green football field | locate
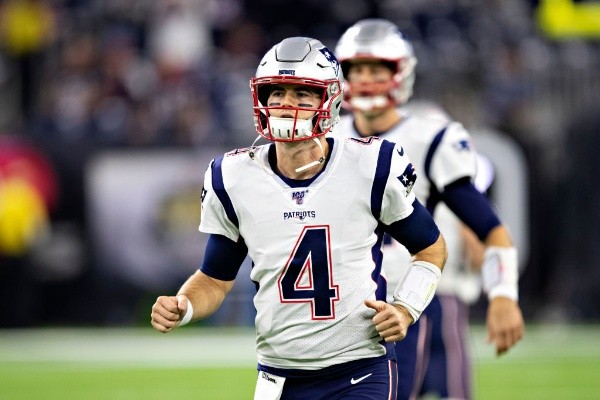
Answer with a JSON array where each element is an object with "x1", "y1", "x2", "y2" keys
[{"x1": 1, "y1": 324, "x2": 599, "y2": 399}]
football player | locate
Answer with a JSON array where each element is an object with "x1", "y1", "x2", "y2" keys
[
  {"x1": 330, "y1": 19, "x2": 525, "y2": 400},
  {"x1": 151, "y1": 36, "x2": 447, "y2": 399}
]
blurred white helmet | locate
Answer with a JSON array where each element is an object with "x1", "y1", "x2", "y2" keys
[
  {"x1": 250, "y1": 37, "x2": 344, "y2": 142},
  {"x1": 335, "y1": 19, "x2": 417, "y2": 111}
]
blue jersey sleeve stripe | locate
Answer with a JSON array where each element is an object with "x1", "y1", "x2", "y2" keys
[
  {"x1": 423, "y1": 126, "x2": 448, "y2": 182},
  {"x1": 211, "y1": 156, "x2": 239, "y2": 228},
  {"x1": 371, "y1": 140, "x2": 395, "y2": 220}
]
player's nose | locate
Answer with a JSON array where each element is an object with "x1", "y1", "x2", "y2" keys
[{"x1": 279, "y1": 90, "x2": 297, "y2": 107}]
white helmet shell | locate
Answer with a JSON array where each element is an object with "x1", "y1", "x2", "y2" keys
[{"x1": 250, "y1": 37, "x2": 344, "y2": 142}]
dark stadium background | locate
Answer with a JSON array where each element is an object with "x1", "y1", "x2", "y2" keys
[{"x1": 1, "y1": 0, "x2": 599, "y2": 329}]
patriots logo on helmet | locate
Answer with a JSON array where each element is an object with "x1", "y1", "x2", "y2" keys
[
  {"x1": 318, "y1": 48, "x2": 340, "y2": 76},
  {"x1": 398, "y1": 163, "x2": 417, "y2": 196}
]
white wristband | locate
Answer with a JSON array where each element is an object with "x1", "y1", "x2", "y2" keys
[
  {"x1": 392, "y1": 260, "x2": 441, "y2": 323},
  {"x1": 179, "y1": 298, "x2": 194, "y2": 327},
  {"x1": 481, "y1": 246, "x2": 519, "y2": 301}
]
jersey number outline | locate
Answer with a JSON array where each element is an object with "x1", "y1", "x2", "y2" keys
[{"x1": 278, "y1": 225, "x2": 340, "y2": 320}]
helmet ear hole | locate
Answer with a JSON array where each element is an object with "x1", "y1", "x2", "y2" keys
[{"x1": 318, "y1": 117, "x2": 331, "y2": 132}]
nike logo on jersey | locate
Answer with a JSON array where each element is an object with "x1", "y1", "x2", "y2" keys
[
  {"x1": 453, "y1": 139, "x2": 471, "y2": 151},
  {"x1": 397, "y1": 147, "x2": 404, "y2": 156},
  {"x1": 351, "y1": 373, "x2": 372, "y2": 384}
]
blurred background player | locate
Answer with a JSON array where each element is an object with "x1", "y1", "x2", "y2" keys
[
  {"x1": 331, "y1": 19, "x2": 525, "y2": 400},
  {"x1": 151, "y1": 36, "x2": 447, "y2": 399}
]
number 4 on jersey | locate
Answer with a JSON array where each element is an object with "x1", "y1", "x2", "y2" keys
[{"x1": 278, "y1": 226, "x2": 340, "y2": 320}]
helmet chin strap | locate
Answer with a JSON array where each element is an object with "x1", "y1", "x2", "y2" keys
[
  {"x1": 295, "y1": 137, "x2": 326, "y2": 173},
  {"x1": 248, "y1": 135, "x2": 262, "y2": 160},
  {"x1": 248, "y1": 135, "x2": 275, "y2": 176}
]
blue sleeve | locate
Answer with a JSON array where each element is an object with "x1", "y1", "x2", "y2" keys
[
  {"x1": 441, "y1": 177, "x2": 501, "y2": 241},
  {"x1": 384, "y1": 199, "x2": 440, "y2": 255},
  {"x1": 200, "y1": 234, "x2": 248, "y2": 281}
]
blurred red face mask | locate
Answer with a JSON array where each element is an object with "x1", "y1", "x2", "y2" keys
[{"x1": 342, "y1": 59, "x2": 411, "y2": 112}]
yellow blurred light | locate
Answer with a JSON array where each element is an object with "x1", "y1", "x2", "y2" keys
[
  {"x1": 537, "y1": 0, "x2": 600, "y2": 39},
  {"x1": 0, "y1": 178, "x2": 49, "y2": 256}
]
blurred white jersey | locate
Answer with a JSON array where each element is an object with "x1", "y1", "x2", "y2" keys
[
  {"x1": 200, "y1": 137, "x2": 417, "y2": 370},
  {"x1": 330, "y1": 109, "x2": 482, "y2": 304}
]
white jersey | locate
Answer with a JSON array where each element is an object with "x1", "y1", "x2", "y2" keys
[
  {"x1": 199, "y1": 137, "x2": 416, "y2": 370},
  {"x1": 330, "y1": 111, "x2": 481, "y2": 303}
]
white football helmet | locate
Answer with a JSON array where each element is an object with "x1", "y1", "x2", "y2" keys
[
  {"x1": 250, "y1": 37, "x2": 344, "y2": 142},
  {"x1": 335, "y1": 19, "x2": 417, "y2": 111}
]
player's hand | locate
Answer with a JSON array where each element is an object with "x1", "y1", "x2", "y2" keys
[
  {"x1": 365, "y1": 299, "x2": 412, "y2": 342},
  {"x1": 151, "y1": 295, "x2": 189, "y2": 333},
  {"x1": 486, "y1": 297, "x2": 525, "y2": 356}
]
